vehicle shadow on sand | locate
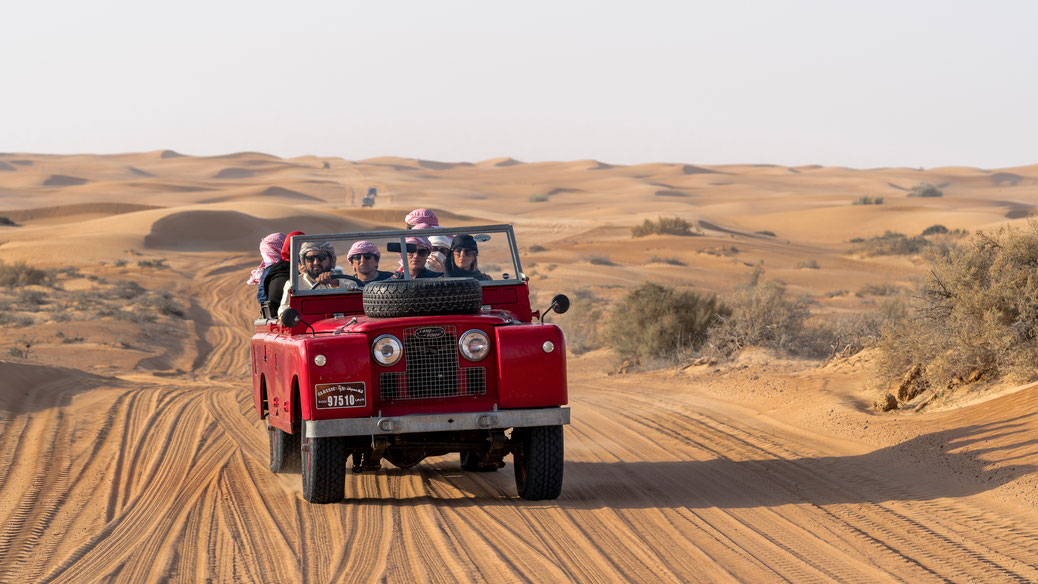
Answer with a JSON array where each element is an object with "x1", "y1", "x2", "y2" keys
[{"x1": 353, "y1": 415, "x2": 1038, "y2": 510}]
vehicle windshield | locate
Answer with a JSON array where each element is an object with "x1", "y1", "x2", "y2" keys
[{"x1": 289, "y1": 224, "x2": 523, "y2": 296}]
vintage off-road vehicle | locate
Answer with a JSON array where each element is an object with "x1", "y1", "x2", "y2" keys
[{"x1": 251, "y1": 225, "x2": 571, "y2": 503}]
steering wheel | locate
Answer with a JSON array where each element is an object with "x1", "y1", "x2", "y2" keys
[{"x1": 310, "y1": 274, "x2": 358, "y2": 290}]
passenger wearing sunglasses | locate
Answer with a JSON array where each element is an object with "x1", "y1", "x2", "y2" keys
[
  {"x1": 444, "y1": 234, "x2": 492, "y2": 281},
  {"x1": 346, "y1": 240, "x2": 393, "y2": 287},
  {"x1": 393, "y1": 236, "x2": 444, "y2": 280},
  {"x1": 277, "y1": 241, "x2": 350, "y2": 317},
  {"x1": 426, "y1": 234, "x2": 453, "y2": 272}
]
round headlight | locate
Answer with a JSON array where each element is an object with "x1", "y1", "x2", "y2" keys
[
  {"x1": 372, "y1": 334, "x2": 403, "y2": 366},
  {"x1": 459, "y1": 329, "x2": 490, "y2": 361},
  {"x1": 314, "y1": 354, "x2": 327, "y2": 366}
]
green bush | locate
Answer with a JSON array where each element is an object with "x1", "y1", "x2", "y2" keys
[
  {"x1": 0, "y1": 216, "x2": 15, "y2": 226},
  {"x1": 848, "y1": 231, "x2": 928, "y2": 256},
  {"x1": 632, "y1": 216, "x2": 697, "y2": 237},
  {"x1": 878, "y1": 225, "x2": 1038, "y2": 395},
  {"x1": 604, "y1": 282, "x2": 728, "y2": 367},
  {"x1": 648, "y1": 256, "x2": 686, "y2": 266},
  {"x1": 583, "y1": 254, "x2": 615, "y2": 266},
  {"x1": 858, "y1": 283, "x2": 903, "y2": 296},
  {"x1": 852, "y1": 195, "x2": 884, "y2": 205},
  {"x1": 922, "y1": 224, "x2": 949, "y2": 236},
  {"x1": 0, "y1": 261, "x2": 49, "y2": 287},
  {"x1": 794, "y1": 259, "x2": 819, "y2": 269},
  {"x1": 755, "y1": 230, "x2": 776, "y2": 237},
  {"x1": 528, "y1": 194, "x2": 548, "y2": 203},
  {"x1": 908, "y1": 183, "x2": 943, "y2": 198},
  {"x1": 707, "y1": 267, "x2": 811, "y2": 357}
]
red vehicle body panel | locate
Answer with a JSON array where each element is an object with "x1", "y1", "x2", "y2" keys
[{"x1": 251, "y1": 281, "x2": 563, "y2": 434}]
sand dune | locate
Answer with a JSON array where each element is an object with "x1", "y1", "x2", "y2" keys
[{"x1": 1, "y1": 150, "x2": 1037, "y2": 581}]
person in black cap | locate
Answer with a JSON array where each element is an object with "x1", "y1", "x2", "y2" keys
[{"x1": 445, "y1": 234, "x2": 492, "y2": 281}]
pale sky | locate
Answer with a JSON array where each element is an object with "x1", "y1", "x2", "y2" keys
[{"x1": 2, "y1": 1, "x2": 1036, "y2": 169}]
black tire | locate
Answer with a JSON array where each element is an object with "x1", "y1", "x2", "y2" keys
[
  {"x1": 460, "y1": 451, "x2": 499, "y2": 472},
  {"x1": 363, "y1": 278, "x2": 482, "y2": 318},
  {"x1": 300, "y1": 423, "x2": 348, "y2": 504},
  {"x1": 268, "y1": 426, "x2": 300, "y2": 473},
  {"x1": 513, "y1": 425, "x2": 564, "y2": 500}
]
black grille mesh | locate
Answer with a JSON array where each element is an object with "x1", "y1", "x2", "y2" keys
[{"x1": 378, "y1": 325, "x2": 487, "y2": 400}]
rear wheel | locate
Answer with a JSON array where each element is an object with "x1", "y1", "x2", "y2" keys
[
  {"x1": 268, "y1": 426, "x2": 301, "y2": 473},
  {"x1": 300, "y1": 422, "x2": 347, "y2": 504},
  {"x1": 513, "y1": 425, "x2": 564, "y2": 500}
]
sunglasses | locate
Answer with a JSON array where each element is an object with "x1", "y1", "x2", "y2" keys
[
  {"x1": 350, "y1": 253, "x2": 377, "y2": 261},
  {"x1": 303, "y1": 253, "x2": 330, "y2": 263},
  {"x1": 409, "y1": 249, "x2": 431, "y2": 257},
  {"x1": 432, "y1": 246, "x2": 450, "y2": 255},
  {"x1": 453, "y1": 248, "x2": 477, "y2": 257}
]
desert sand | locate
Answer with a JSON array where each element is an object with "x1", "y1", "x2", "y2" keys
[{"x1": 1, "y1": 150, "x2": 1037, "y2": 582}]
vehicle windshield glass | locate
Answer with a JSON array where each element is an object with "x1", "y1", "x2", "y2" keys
[{"x1": 289, "y1": 225, "x2": 522, "y2": 296}]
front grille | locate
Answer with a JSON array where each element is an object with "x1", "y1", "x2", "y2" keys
[{"x1": 378, "y1": 325, "x2": 487, "y2": 400}]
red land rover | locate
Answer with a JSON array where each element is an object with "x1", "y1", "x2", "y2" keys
[{"x1": 251, "y1": 224, "x2": 571, "y2": 503}]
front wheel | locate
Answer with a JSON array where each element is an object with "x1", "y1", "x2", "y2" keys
[
  {"x1": 512, "y1": 425, "x2": 564, "y2": 500},
  {"x1": 300, "y1": 423, "x2": 347, "y2": 504},
  {"x1": 268, "y1": 426, "x2": 300, "y2": 473}
]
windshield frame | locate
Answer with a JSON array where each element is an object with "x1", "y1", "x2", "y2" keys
[{"x1": 289, "y1": 224, "x2": 524, "y2": 297}]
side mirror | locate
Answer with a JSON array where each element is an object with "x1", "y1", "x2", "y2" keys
[
  {"x1": 540, "y1": 293, "x2": 570, "y2": 322},
  {"x1": 550, "y1": 294, "x2": 570, "y2": 315},
  {"x1": 280, "y1": 308, "x2": 302, "y2": 327}
]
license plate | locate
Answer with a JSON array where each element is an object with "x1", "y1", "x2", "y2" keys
[{"x1": 314, "y1": 382, "x2": 366, "y2": 409}]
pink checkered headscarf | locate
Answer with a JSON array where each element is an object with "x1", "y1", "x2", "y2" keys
[
  {"x1": 405, "y1": 236, "x2": 431, "y2": 251},
  {"x1": 247, "y1": 232, "x2": 286, "y2": 284},
  {"x1": 405, "y1": 209, "x2": 439, "y2": 228},
  {"x1": 347, "y1": 240, "x2": 380, "y2": 260}
]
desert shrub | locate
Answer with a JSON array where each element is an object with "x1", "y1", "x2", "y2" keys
[
  {"x1": 908, "y1": 183, "x2": 943, "y2": 198},
  {"x1": 137, "y1": 291, "x2": 185, "y2": 318},
  {"x1": 852, "y1": 195, "x2": 884, "y2": 205},
  {"x1": 0, "y1": 216, "x2": 15, "y2": 226},
  {"x1": 0, "y1": 261, "x2": 49, "y2": 287},
  {"x1": 648, "y1": 256, "x2": 685, "y2": 266},
  {"x1": 604, "y1": 282, "x2": 729, "y2": 367},
  {"x1": 825, "y1": 289, "x2": 849, "y2": 297},
  {"x1": 114, "y1": 308, "x2": 157, "y2": 324},
  {"x1": 529, "y1": 245, "x2": 547, "y2": 253},
  {"x1": 528, "y1": 194, "x2": 548, "y2": 203},
  {"x1": 583, "y1": 254, "x2": 615, "y2": 266},
  {"x1": 755, "y1": 230, "x2": 776, "y2": 237},
  {"x1": 113, "y1": 259, "x2": 127, "y2": 267},
  {"x1": 137, "y1": 258, "x2": 168, "y2": 269},
  {"x1": 806, "y1": 301, "x2": 905, "y2": 359},
  {"x1": 707, "y1": 267, "x2": 811, "y2": 357},
  {"x1": 16, "y1": 289, "x2": 46, "y2": 307},
  {"x1": 551, "y1": 288, "x2": 609, "y2": 355},
  {"x1": 111, "y1": 279, "x2": 145, "y2": 300},
  {"x1": 794, "y1": 259, "x2": 819, "y2": 269},
  {"x1": 858, "y1": 283, "x2": 904, "y2": 296},
  {"x1": 922, "y1": 224, "x2": 948, "y2": 236},
  {"x1": 632, "y1": 216, "x2": 697, "y2": 237},
  {"x1": 877, "y1": 224, "x2": 1038, "y2": 393},
  {"x1": 700, "y1": 245, "x2": 739, "y2": 257},
  {"x1": 848, "y1": 231, "x2": 928, "y2": 256}
]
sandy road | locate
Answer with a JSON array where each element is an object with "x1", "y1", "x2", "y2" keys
[{"x1": 1, "y1": 262, "x2": 1037, "y2": 582}]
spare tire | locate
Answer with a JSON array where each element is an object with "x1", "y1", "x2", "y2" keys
[{"x1": 363, "y1": 278, "x2": 482, "y2": 318}]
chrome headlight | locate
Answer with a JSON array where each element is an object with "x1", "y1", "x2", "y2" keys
[
  {"x1": 459, "y1": 329, "x2": 490, "y2": 361},
  {"x1": 372, "y1": 334, "x2": 403, "y2": 366}
]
